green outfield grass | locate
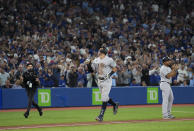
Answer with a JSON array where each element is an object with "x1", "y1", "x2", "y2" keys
[
  {"x1": 11, "y1": 121, "x2": 194, "y2": 131},
  {"x1": 0, "y1": 105, "x2": 194, "y2": 130}
]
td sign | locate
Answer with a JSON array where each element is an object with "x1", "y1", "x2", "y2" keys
[
  {"x1": 147, "y1": 87, "x2": 158, "y2": 104},
  {"x1": 92, "y1": 88, "x2": 102, "y2": 105},
  {"x1": 38, "y1": 89, "x2": 51, "y2": 106}
]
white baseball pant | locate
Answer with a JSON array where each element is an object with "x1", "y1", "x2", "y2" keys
[
  {"x1": 160, "y1": 82, "x2": 174, "y2": 117},
  {"x1": 98, "y1": 78, "x2": 112, "y2": 102}
]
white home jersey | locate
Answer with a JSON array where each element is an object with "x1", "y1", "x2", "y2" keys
[
  {"x1": 160, "y1": 65, "x2": 172, "y2": 83},
  {"x1": 92, "y1": 56, "x2": 116, "y2": 78}
]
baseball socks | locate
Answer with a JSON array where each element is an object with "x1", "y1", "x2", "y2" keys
[
  {"x1": 100, "y1": 102, "x2": 107, "y2": 116},
  {"x1": 96, "y1": 102, "x2": 107, "y2": 121},
  {"x1": 108, "y1": 98, "x2": 119, "y2": 115},
  {"x1": 108, "y1": 98, "x2": 116, "y2": 106}
]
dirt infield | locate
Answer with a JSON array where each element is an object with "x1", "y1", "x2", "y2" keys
[
  {"x1": 1, "y1": 104, "x2": 194, "y2": 112},
  {"x1": 0, "y1": 118, "x2": 194, "y2": 130}
]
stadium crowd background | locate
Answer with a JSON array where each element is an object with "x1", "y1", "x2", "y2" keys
[{"x1": 0, "y1": 0, "x2": 194, "y2": 88}]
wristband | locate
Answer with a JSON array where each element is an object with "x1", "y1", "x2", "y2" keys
[{"x1": 109, "y1": 71, "x2": 115, "y2": 77}]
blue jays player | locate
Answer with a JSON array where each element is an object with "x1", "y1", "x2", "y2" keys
[
  {"x1": 85, "y1": 47, "x2": 119, "y2": 122},
  {"x1": 160, "y1": 57, "x2": 179, "y2": 119}
]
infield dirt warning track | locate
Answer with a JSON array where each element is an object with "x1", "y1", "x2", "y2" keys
[{"x1": 0, "y1": 118, "x2": 194, "y2": 130}]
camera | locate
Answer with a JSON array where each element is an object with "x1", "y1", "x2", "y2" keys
[{"x1": 25, "y1": 69, "x2": 37, "y2": 83}]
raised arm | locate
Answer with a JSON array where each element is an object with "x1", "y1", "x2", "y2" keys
[
  {"x1": 166, "y1": 64, "x2": 179, "y2": 79},
  {"x1": 84, "y1": 58, "x2": 97, "y2": 73}
]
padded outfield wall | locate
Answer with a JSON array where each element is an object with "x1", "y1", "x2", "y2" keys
[{"x1": 0, "y1": 86, "x2": 194, "y2": 109}]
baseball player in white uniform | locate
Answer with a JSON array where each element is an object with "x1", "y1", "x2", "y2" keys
[
  {"x1": 85, "y1": 47, "x2": 119, "y2": 122},
  {"x1": 160, "y1": 57, "x2": 179, "y2": 119}
]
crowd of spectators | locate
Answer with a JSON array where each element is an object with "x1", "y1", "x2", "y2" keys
[{"x1": 0, "y1": 0, "x2": 194, "y2": 88}]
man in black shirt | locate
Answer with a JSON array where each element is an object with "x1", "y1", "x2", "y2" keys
[
  {"x1": 21, "y1": 63, "x2": 43, "y2": 118},
  {"x1": 67, "y1": 65, "x2": 78, "y2": 87},
  {"x1": 141, "y1": 64, "x2": 150, "y2": 86}
]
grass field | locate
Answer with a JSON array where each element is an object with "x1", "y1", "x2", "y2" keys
[{"x1": 0, "y1": 105, "x2": 194, "y2": 131}]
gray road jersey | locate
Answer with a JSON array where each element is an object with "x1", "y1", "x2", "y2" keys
[
  {"x1": 160, "y1": 65, "x2": 172, "y2": 83},
  {"x1": 92, "y1": 56, "x2": 116, "y2": 77}
]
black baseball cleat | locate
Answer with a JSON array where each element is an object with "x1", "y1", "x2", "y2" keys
[
  {"x1": 39, "y1": 108, "x2": 43, "y2": 116},
  {"x1": 24, "y1": 112, "x2": 29, "y2": 118},
  {"x1": 96, "y1": 115, "x2": 103, "y2": 122},
  {"x1": 113, "y1": 102, "x2": 119, "y2": 115}
]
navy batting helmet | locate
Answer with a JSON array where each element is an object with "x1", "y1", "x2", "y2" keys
[
  {"x1": 99, "y1": 47, "x2": 108, "y2": 55},
  {"x1": 162, "y1": 57, "x2": 171, "y2": 63}
]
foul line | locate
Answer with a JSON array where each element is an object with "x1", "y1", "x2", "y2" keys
[{"x1": 0, "y1": 118, "x2": 194, "y2": 130}]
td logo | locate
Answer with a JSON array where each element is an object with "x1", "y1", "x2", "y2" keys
[
  {"x1": 38, "y1": 89, "x2": 51, "y2": 106},
  {"x1": 92, "y1": 88, "x2": 102, "y2": 105},
  {"x1": 147, "y1": 87, "x2": 158, "y2": 104}
]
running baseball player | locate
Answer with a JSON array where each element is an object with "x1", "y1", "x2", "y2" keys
[
  {"x1": 85, "y1": 47, "x2": 119, "y2": 122},
  {"x1": 160, "y1": 57, "x2": 179, "y2": 119}
]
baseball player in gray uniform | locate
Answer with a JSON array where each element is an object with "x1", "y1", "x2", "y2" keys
[
  {"x1": 160, "y1": 57, "x2": 179, "y2": 119},
  {"x1": 85, "y1": 47, "x2": 119, "y2": 122}
]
